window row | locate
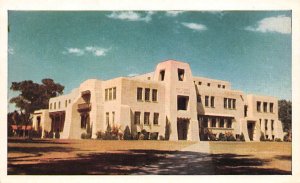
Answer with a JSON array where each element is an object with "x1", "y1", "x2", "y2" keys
[
  {"x1": 224, "y1": 98, "x2": 236, "y2": 109},
  {"x1": 134, "y1": 112, "x2": 159, "y2": 125},
  {"x1": 105, "y1": 111, "x2": 115, "y2": 126},
  {"x1": 194, "y1": 81, "x2": 226, "y2": 89},
  {"x1": 256, "y1": 101, "x2": 274, "y2": 113},
  {"x1": 259, "y1": 119, "x2": 275, "y2": 131},
  {"x1": 137, "y1": 87, "x2": 158, "y2": 102},
  {"x1": 105, "y1": 87, "x2": 116, "y2": 101},
  {"x1": 199, "y1": 116, "x2": 233, "y2": 128},
  {"x1": 49, "y1": 99, "x2": 71, "y2": 110},
  {"x1": 159, "y1": 68, "x2": 186, "y2": 82},
  {"x1": 203, "y1": 95, "x2": 214, "y2": 108}
]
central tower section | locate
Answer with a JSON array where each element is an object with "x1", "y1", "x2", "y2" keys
[{"x1": 153, "y1": 60, "x2": 200, "y2": 141}]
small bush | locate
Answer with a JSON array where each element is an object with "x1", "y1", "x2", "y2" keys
[
  {"x1": 159, "y1": 135, "x2": 165, "y2": 140},
  {"x1": 150, "y1": 132, "x2": 159, "y2": 140},
  {"x1": 138, "y1": 133, "x2": 145, "y2": 140},
  {"x1": 81, "y1": 132, "x2": 91, "y2": 139},
  {"x1": 44, "y1": 131, "x2": 53, "y2": 138},
  {"x1": 240, "y1": 133, "x2": 245, "y2": 141},
  {"x1": 123, "y1": 126, "x2": 132, "y2": 140},
  {"x1": 96, "y1": 131, "x2": 104, "y2": 139},
  {"x1": 218, "y1": 133, "x2": 226, "y2": 141},
  {"x1": 275, "y1": 138, "x2": 282, "y2": 142},
  {"x1": 260, "y1": 132, "x2": 266, "y2": 141}
]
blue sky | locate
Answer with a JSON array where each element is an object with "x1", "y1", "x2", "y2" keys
[{"x1": 8, "y1": 11, "x2": 291, "y2": 111}]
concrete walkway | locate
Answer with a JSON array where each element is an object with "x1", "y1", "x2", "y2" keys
[{"x1": 180, "y1": 141, "x2": 211, "y2": 153}]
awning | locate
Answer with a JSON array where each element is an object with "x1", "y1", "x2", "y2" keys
[{"x1": 201, "y1": 113, "x2": 235, "y2": 118}]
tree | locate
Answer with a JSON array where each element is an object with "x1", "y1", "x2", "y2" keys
[
  {"x1": 278, "y1": 100, "x2": 292, "y2": 132},
  {"x1": 9, "y1": 78, "x2": 64, "y2": 127}
]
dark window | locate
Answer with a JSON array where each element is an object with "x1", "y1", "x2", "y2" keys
[
  {"x1": 271, "y1": 120, "x2": 274, "y2": 130},
  {"x1": 207, "y1": 83, "x2": 210, "y2": 87},
  {"x1": 177, "y1": 95, "x2": 189, "y2": 110},
  {"x1": 257, "y1": 101, "x2": 261, "y2": 112},
  {"x1": 69, "y1": 99, "x2": 71, "y2": 103},
  {"x1": 144, "y1": 112, "x2": 150, "y2": 125},
  {"x1": 263, "y1": 102, "x2": 268, "y2": 112},
  {"x1": 210, "y1": 96, "x2": 215, "y2": 107},
  {"x1": 259, "y1": 119, "x2": 262, "y2": 127},
  {"x1": 145, "y1": 88, "x2": 150, "y2": 101},
  {"x1": 198, "y1": 81, "x2": 202, "y2": 85},
  {"x1": 244, "y1": 105, "x2": 248, "y2": 117},
  {"x1": 205, "y1": 96, "x2": 209, "y2": 107},
  {"x1": 202, "y1": 117, "x2": 208, "y2": 127},
  {"x1": 218, "y1": 84, "x2": 221, "y2": 88},
  {"x1": 222, "y1": 85, "x2": 225, "y2": 89},
  {"x1": 113, "y1": 87, "x2": 116, "y2": 100},
  {"x1": 106, "y1": 112, "x2": 109, "y2": 126},
  {"x1": 105, "y1": 89, "x2": 108, "y2": 101},
  {"x1": 137, "y1": 88, "x2": 143, "y2": 100},
  {"x1": 232, "y1": 99, "x2": 236, "y2": 109},
  {"x1": 153, "y1": 113, "x2": 159, "y2": 125},
  {"x1": 81, "y1": 113, "x2": 89, "y2": 129},
  {"x1": 178, "y1": 69, "x2": 185, "y2": 81},
  {"x1": 159, "y1": 70, "x2": 165, "y2": 81},
  {"x1": 270, "y1": 103, "x2": 274, "y2": 113},
  {"x1": 109, "y1": 88, "x2": 112, "y2": 100},
  {"x1": 227, "y1": 119, "x2": 232, "y2": 128},
  {"x1": 220, "y1": 118, "x2": 224, "y2": 127},
  {"x1": 152, "y1": 89, "x2": 157, "y2": 101},
  {"x1": 224, "y1": 98, "x2": 227, "y2": 108},
  {"x1": 211, "y1": 118, "x2": 216, "y2": 127},
  {"x1": 50, "y1": 103, "x2": 52, "y2": 109},
  {"x1": 134, "y1": 112, "x2": 140, "y2": 124},
  {"x1": 265, "y1": 119, "x2": 268, "y2": 130},
  {"x1": 65, "y1": 100, "x2": 67, "y2": 107},
  {"x1": 197, "y1": 95, "x2": 201, "y2": 103},
  {"x1": 37, "y1": 116, "x2": 41, "y2": 128}
]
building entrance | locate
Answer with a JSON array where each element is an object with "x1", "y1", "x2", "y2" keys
[
  {"x1": 247, "y1": 121, "x2": 255, "y2": 141},
  {"x1": 177, "y1": 119, "x2": 189, "y2": 140}
]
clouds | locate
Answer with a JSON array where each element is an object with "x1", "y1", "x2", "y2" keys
[
  {"x1": 181, "y1": 22, "x2": 207, "y2": 31},
  {"x1": 165, "y1": 11, "x2": 185, "y2": 17},
  {"x1": 107, "y1": 11, "x2": 154, "y2": 22},
  {"x1": 8, "y1": 47, "x2": 14, "y2": 55},
  {"x1": 245, "y1": 15, "x2": 291, "y2": 34},
  {"x1": 63, "y1": 46, "x2": 110, "y2": 57}
]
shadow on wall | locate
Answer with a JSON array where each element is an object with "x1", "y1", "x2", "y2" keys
[{"x1": 8, "y1": 149, "x2": 291, "y2": 175}]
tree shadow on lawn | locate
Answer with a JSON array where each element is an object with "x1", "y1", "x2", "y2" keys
[
  {"x1": 8, "y1": 138, "x2": 71, "y2": 144},
  {"x1": 8, "y1": 149, "x2": 291, "y2": 175}
]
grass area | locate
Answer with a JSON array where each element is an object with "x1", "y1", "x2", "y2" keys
[{"x1": 7, "y1": 138, "x2": 291, "y2": 175}]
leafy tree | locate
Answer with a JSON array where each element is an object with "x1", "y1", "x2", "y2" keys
[
  {"x1": 278, "y1": 100, "x2": 292, "y2": 132},
  {"x1": 9, "y1": 78, "x2": 64, "y2": 126}
]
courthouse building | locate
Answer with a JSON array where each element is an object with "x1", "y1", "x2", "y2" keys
[{"x1": 32, "y1": 60, "x2": 284, "y2": 141}]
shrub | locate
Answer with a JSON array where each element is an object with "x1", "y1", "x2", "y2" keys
[
  {"x1": 224, "y1": 132, "x2": 236, "y2": 141},
  {"x1": 81, "y1": 132, "x2": 91, "y2": 139},
  {"x1": 140, "y1": 129, "x2": 149, "y2": 140},
  {"x1": 208, "y1": 130, "x2": 217, "y2": 141},
  {"x1": 275, "y1": 138, "x2": 282, "y2": 142},
  {"x1": 240, "y1": 133, "x2": 245, "y2": 141},
  {"x1": 138, "y1": 133, "x2": 145, "y2": 140},
  {"x1": 123, "y1": 126, "x2": 132, "y2": 140},
  {"x1": 31, "y1": 129, "x2": 42, "y2": 138},
  {"x1": 260, "y1": 132, "x2": 266, "y2": 141},
  {"x1": 284, "y1": 130, "x2": 292, "y2": 142},
  {"x1": 159, "y1": 135, "x2": 165, "y2": 140},
  {"x1": 44, "y1": 131, "x2": 53, "y2": 138},
  {"x1": 96, "y1": 131, "x2": 104, "y2": 139},
  {"x1": 150, "y1": 132, "x2": 159, "y2": 140},
  {"x1": 218, "y1": 133, "x2": 226, "y2": 141}
]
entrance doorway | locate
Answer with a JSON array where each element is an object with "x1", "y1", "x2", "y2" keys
[
  {"x1": 247, "y1": 121, "x2": 255, "y2": 141},
  {"x1": 177, "y1": 119, "x2": 189, "y2": 140}
]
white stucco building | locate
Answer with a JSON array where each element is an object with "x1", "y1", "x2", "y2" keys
[{"x1": 32, "y1": 60, "x2": 284, "y2": 141}]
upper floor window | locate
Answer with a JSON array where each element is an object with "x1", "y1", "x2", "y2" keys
[
  {"x1": 220, "y1": 118, "x2": 225, "y2": 128},
  {"x1": 152, "y1": 89, "x2": 157, "y2": 102},
  {"x1": 228, "y1": 99, "x2": 232, "y2": 109},
  {"x1": 134, "y1": 112, "x2": 141, "y2": 124},
  {"x1": 222, "y1": 85, "x2": 225, "y2": 89},
  {"x1": 144, "y1": 112, "x2": 150, "y2": 125},
  {"x1": 153, "y1": 113, "x2": 159, "y2": 125},
  {"x1": 105, "y1": 89, "x2": 108, "y2": 101},
  {"x1": 113, "y1": 87, "x2": 116, "y2": 100},
  {"x1": 109, "y1": 88, "x2": 112, "y2": 100},
  {"x1": 207, "y1": 83, "x2": 210, "y2": 87},
  {"x1": 271, "y1": 120, "x2": 274, "y2": 130},
  {"x1": 270, "y1": 103, "x2": 274, "y2": 113},
  {"x1": 210, "y1": 96, "x2": 215, "y2": 108},
  {"x1": 137, "y1": 88, "x2": 143, "y2": 101},
  {"x1": 177, "y1": 95, "x2": 189, "y2": 110},
  {"x1": 145, "y1": 88, "x2": 150, "y2": 101},
  {"x1": 257, "y1": 101, "x2": 261, "y2": 112},
  {"x1": 224, "y1": 98, "x2": 227, "y2": 108},
  {"x1": 211, "y1": 118, "x2": 216, "y2": 127},
  {"x1": 50, "y1": 103, "x2": 52, "y2": 109},
  {"x1": 263, "y1": 102, "x2": 268, "y2": 112},
  {"x1": 218, "y1": 84, "x2": 221, "y2": 88},
  {"x1": 159, "y1": 70, "x2": 165, "y2": 81},
  {"x1": 205, "y1": 96, "x2": 209, "y2": 107},
  {"x1": 244, "y1": 105, "x2": 248, "y2": 117},
  {"x1": 178, "y1": 69, "x2": 185, "y2": 81},
  {"x1": 198, "y1": 81, "x2": 202, "y2": 85},
  {"x1": 232, "y1": 99, "x2": 236, "y2": 109}
]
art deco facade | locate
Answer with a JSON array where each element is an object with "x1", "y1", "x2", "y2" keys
[{"x1": 32, "y1": 60, "x2": 284, "y2": 141}]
